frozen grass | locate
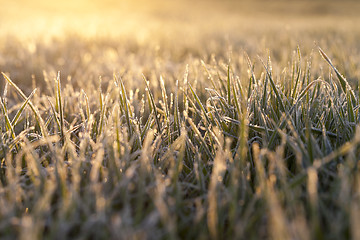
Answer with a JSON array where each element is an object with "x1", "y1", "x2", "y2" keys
[
  {"x1": 2, "y1": 1, "x2": 360, "y2": 239},
  {"x1": 1, "y1": 35, "x2": 360, "y2": 239}
]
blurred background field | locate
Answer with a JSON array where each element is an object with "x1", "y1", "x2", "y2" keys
[{"x1": 1, "y1": 0, "x2": 360, "y2": 92}]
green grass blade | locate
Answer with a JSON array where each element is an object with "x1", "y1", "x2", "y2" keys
[
  {"x1": 2, "y1": 72, "x2": 48, "y2": 137},
  {"x1": 81, "y1": 89, "x2": 91, "y2": 120},
  {"x1": 186, "y1": 116, "x2": 214, "y2": 161},
  {"x1": 160, "y1": 75, "x2": 171, "y2": 143},
  {"x1": 319, "y1": 47, "x2": 356, "y2": 103},
  {"x1": 47, "y1": 97, "x2": 61, "y2": 132},
  {"x1": 0, "y1": 97, "x2": 16, "y2": 141},
  {"x1": 291, "y1": 47, "x2": 302, "y2": 102},
  {"x1": 174, "y1": 80, "x2": 181, "y2": 137},
  {"x1": 188, "y1": 83, "x2": 211, "y2": 124},
  {"x1": 11, "y1": 88, "x2": 37, "y2": 127},
  {"x1": 143, "y1": 75, "x2": 161, "y2": 134},
  {"x1": 98, "y1": 94, "x2": 108, "y2": 138},
  {"x1": 227, "y1": 64, "x2": 231, "y2": 104},
  {"x1": 347, "y1": 91, "x2": 355, "y2": 123},
  {"x1": 245, "y1": 52, "x2": 256, "y2": 100},
  {"x1": 56, "y1": 72, "x2": 65, "y2": 142},
  {"x1": 260, "y1": 58, "x2": 286, "y2": 112}
]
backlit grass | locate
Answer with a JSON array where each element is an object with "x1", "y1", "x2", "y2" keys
[{"x1": 2, "y1": 1, "x2": 360, "y2": 239}]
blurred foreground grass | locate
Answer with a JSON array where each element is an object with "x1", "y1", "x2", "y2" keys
[{"x1": 1, "y1": 0, "x2": 360, "y2": 239}]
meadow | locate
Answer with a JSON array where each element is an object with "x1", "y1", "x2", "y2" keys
[{"x1": 1, "y1": 0, "x2": 360, "y2": 239}]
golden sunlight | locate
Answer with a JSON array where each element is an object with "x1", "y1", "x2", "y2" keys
[
  {"x1": 2, "y1": 0, "x2": 360, "y2": 41},
  {"x1": 2, "y1": 0, "x2": 360, "y2": 239}
]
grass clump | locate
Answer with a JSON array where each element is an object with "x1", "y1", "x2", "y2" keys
[{"x1": 1, "y1": 40, "x2": 360, "y2": 240}]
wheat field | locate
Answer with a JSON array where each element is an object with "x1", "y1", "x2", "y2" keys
[{"x1": 1, "y1": 0, "x2": 360, "y2": 239}]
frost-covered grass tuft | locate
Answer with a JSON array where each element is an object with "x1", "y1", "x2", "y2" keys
[{"x1": 1, "y1": 38, "x2": 360, "y2": 239}]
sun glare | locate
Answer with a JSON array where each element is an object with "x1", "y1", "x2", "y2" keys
[
  {"x1": 2, "y1": 0, "x2": 148, "y2": 38},
  {"x1": 2, "y1": 0, "x2": 360, "y2": 40}
]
